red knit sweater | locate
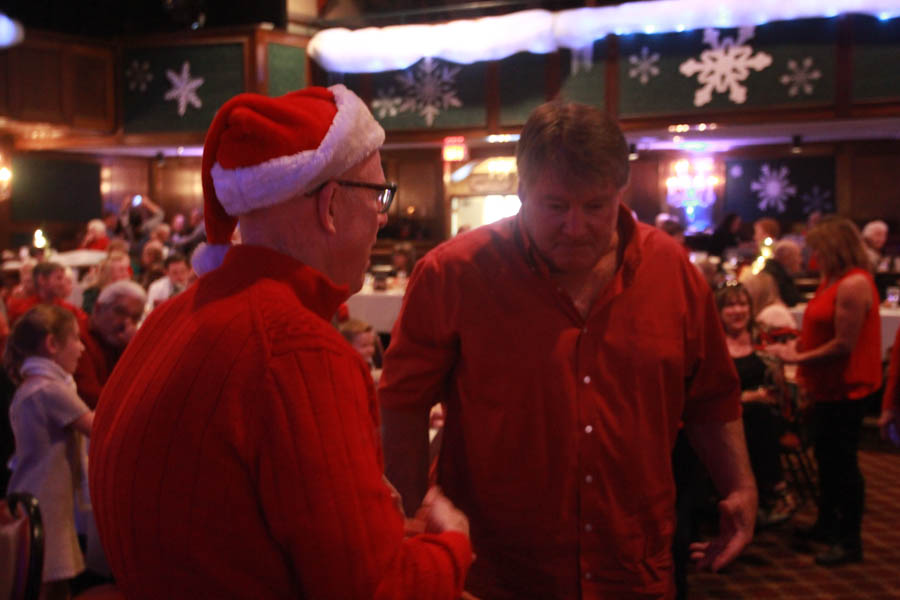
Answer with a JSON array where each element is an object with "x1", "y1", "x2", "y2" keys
[{"x1": 90, "y1": 245, "x2": 471, "y2": 599}]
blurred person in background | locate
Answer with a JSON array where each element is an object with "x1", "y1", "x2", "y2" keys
[
  {"x1": 6, "y1": 261, "x2": 88, "y2": 331},
  {"x1": 171, "y1": 206, "x2": 207, "y2": 258},
  {"x1": 80, "y1": 251, "x2": 133, "y2": 315},
  {"x1": 880, "y1": 327, "x2": 900, "y2": 447},
  {"x1": 717, "y1": 282, "x2": 796, "y2": 527},
  {"x1": 740, "y1": 272, "x2": 797, "y2": 332},
  {"x1": 860, "y1": 220, "x2": 888, "y2": 272},
  {"x1": 136, "y1": 240, "x2": 166, "y2": 288},
  {"x1": 709, "y1": 213, "x2": 742, "y2": 257},
  {"x1": 391, "y1": 241, "x2": 417, "y2": 278},
  {"x1": 74, "y1": 280, "x2": 147, "y2": 410},
  {"x1": 763, "y1": 239, "x2": 804, "y2": 307},
  {"x1": 144, "y1": 252, "x2": 192, "y2": 313},
  {"x1": 79, "y1": 219, "x2": 110, "y2": 251},
  {"x1": 769, "y1": 216, "x2": 881, "y2": 566},
  {"x1": 4, "y1": 305, "x2": 92, "y2": 600}
]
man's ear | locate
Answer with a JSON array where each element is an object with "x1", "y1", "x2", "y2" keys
[{"x1": 315, "y1": 181, "x2": 339, "y2": 235}]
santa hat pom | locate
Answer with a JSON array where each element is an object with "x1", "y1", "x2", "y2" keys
[
  {"x1": 198, "y1": 84, "x2": 384, "y2": 275},
  {"x1": 191, "y1": 242, "x2": 231, "y2": 276}
]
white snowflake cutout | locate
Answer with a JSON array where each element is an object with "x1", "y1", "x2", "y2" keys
[
  {"x1": 125, "y1": 59, "x2": 153, "y2": 93},
  {"x1": 679, "y1": 27, "x2": 772, "y2": 107},
  {"x1": 164, "y1": 61, "x2": 204, "y2": 117},
  {"x1": 779, "y1": 57, "x2": 822, "y2": 97},
  {"x1": 751, "y1": 163, "x2": 797, "y2": 213},
  {"x1": 628, "y1": 47, "x2": 660, "y2": 85},
  {"x1": 571, "y1": 45, "x2": 595, "y2": 76},
  {"x1": 395, "y1": 57, "x2": 462, "y2": 127},
  {"x1": 371, "y1": 88, "x2": 403, "y2": 119}
]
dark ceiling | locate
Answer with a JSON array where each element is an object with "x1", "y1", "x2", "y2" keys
[{"x1": 0, "y1": 0, "x2": 609, "y2": 37}]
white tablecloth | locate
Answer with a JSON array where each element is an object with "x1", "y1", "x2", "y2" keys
[
  {"x1": 789, "y1": 303, "x2": 900, "y2": 359},
  {"x1": 345, "y1": 286, "x2": 405, "y2": 334}
]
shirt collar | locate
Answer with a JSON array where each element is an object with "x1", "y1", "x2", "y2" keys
[
  {"x1": 219, "y1": 245, "x2": 350, "y2": 321},
  {"x1": 20, "y1": 356, "x2": 75, "y2": 387},
  {"x1": 513, "y1": 202, "x2": 643, "y2": 283}
]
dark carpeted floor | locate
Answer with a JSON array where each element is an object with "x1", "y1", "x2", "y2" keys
[{"x1": 688, "y1": 443, "x2": 900, "y2": 599}]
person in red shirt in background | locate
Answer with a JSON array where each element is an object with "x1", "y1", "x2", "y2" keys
[
  {"x1": 770, "y1": 216, "x2": 881, "y2": 566},
  {"x1": 73, "y1": 280, "x2": 146, "y2": 409},
  {"x1": 380, "y1": 100, "x2": 756, "y2": 600},
  {"x1": 79, "y1": 219, "x2": 110, "y2": 251},
  {"x1": 882, "y1": 328, "x2": 900, "y2": 446},
  {"x1": 89, "y1": 85, "x2": 472, "y2": 600},
  {"x1": 6, "y1": 261, "x2": 88, "y2": 332}
]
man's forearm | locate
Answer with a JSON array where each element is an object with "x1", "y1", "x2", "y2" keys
[
  {"x1": 381, "y1": 405, "x2": 432, "y2": 516},
  {"x1": 684, "y1": 418, "x2": 757, "y2": 499}
]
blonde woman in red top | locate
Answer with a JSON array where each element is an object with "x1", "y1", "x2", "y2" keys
[{"x1": 770, "y1": 216, "x2": 881, "y2": 567}]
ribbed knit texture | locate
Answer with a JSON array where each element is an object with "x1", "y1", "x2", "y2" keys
[{"x1": 90, "y1": 244, "x2": 471, "y2": 599}]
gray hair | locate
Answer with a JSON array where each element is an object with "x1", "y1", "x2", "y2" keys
[
  {"x1": 861, "y1": 220, "x2": 888, "y2": 241},
  {"x1": 97, "y1": 280, "x2": 147, "y2": 306},
  {"x1": 773, "y1": 239, "x2": 801, "y2": 261}
]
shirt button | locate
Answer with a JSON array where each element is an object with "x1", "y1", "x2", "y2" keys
[
  {"x1": 582, "y1": 327, "x2": 588, "y2": 334},
  {"x1": 584, "y1": 425, "x2": 593, "y2": 434},
  {"x1": 585, "y1": 474, "x2": 593, "y2": 483},
  {"x1": 585, "y1": 572, "x2": 593, "y2": 581},
  {"x1": 585, "y1": 523, "x2": 593, "y2": 532},
  {"x1": 583, "y1": 375, "x2": 591, "y2": 384}
]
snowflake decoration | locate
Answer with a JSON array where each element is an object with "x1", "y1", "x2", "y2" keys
[
  {"x1": 779, "y1": 57, "x2": 822, "y2": 97},
  {"x1": 125, "y1": 59, "x2": 153, "y2": 93},
  {"x1": 164, "y1": 61, "x2": 204, "y2": 117},
  {"x1": 751, "y1": 164, "x2": 797, "y2": 213},
  {"x1": 628, "y1": 47, "x2": 660, "y2": 85},
  {"x1": 394, "y1": 57, "x2": 462, "y2": 127},
  {"x1": 679, "y1": 27, "x2": 772, "y2": 107},
  {"x1": 370, "y1": 88, "x2": 403, "y2": 119},
  {"x1": 800, "y1": 185, "x2": 833, "y2": 214},
  {"x1": 571, "y1": 45, "x2": 595, "y2": 76}
]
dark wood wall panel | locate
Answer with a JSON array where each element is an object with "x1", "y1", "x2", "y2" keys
[
  {"x1": 68, "y1": 49, "x2": 115, "y2": 129},
  {"x1": 150, "y1": 157, "x2": 203, "y2": 220},
  {"x1": 847, "y1": 152, "x2": 900, "y2": 223},
  {"x1": 11, "y1": 46, "x2": 65, "y2": 122}
]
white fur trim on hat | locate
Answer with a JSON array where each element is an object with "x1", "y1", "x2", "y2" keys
[
  {"x1": 210, "y1": 85, "x2": 385, "y2": 217},
  {"x1": 191, "y1": 242, "x2": 231, "y2": 276}
]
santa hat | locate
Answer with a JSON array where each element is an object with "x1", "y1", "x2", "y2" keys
[{"x1": 192, "y1": 84, "x2": 385, "y2": 275}]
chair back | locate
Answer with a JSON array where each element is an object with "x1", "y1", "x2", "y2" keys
[{"x1": 0, "y1": 493, "x2": 44, "y2": 600}]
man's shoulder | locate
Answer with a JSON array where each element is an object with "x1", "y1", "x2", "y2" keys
[{"x1": 422, "y1": 218, "x2": 517, "y2": 270}]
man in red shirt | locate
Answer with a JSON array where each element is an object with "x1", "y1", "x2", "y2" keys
[
  {"x1": 89, "y1": 86, "x2": 472, "y2": 599},
  {"x1": 5, "y1": 261, "x2": 88, "y2": 331},
  {"x1": 380, "y1": 101, "x2": 757, "y2": 599},
  {"x1": 73, "y1": 280, "x2": 146, "y2": 409}
]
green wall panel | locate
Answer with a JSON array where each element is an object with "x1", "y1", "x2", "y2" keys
[
  {"x1": 267, "y1": 43, "x2": 306, "y2": 97},
  {"x1": 852, "y1": 15, "x2": 900, "y2": 101},
  {"x1": 619, "y1": 18, "x2": 836, "y2": 117},
  {"x1": 558, "y1": 39, "x2": 607, "y2": 107},
  {"x1": 123, "y1": 44, "x2": 245, "y2": 133},
  {"x1": 498, "y1": 52, "x2": 547, "y2": 126},
  {"x1": 11, "y1": 157, "x2": 101, "y2": 223}
]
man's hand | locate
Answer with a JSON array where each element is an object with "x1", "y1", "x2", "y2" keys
[
  {"x1": 766, "y1": 340, "x2": 799, "y2": 363},
  {"x1": 417, "y1": 486, "x2": 470, "y2": 537},
  {"x1": 878, "y1": 409, "x2": 900, "y2": 446},
  {"x1": 689, "y1": 487, "x2": 756, "y2": 572}
]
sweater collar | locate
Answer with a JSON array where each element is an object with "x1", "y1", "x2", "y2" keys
[{"x1": 220, "y1": 245, "x2": 350, "y2": 321}]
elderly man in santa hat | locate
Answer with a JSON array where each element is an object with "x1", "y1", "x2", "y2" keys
[{"x1": 89, "y1": 85, "x2": 472, "y2": 599}]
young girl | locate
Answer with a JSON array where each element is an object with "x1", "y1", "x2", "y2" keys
[{"x1": 4, "y1": 304, "x2": 92, "y2": 600}]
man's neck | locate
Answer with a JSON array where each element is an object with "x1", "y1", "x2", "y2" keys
[{"x1": 553, "y1": 230, "x2": 621, "y2": 319}]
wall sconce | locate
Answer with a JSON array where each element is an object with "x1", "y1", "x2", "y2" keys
[
  {"x1": 0, "y1": 155, "x2": 11, "y2": 201},
  {"x1": 790, "y1": 135, "x2": 802, "y2": 154}
]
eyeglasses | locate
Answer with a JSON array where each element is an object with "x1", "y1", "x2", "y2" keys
[{"x1": 334, "y1": 180, "x2": 397, "y2": 214}]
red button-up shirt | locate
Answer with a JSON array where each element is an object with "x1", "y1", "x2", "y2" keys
[{"x1": 380, "y1": 208, "x2": 740, "y2": 599}]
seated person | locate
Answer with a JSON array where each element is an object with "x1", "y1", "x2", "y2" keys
[
  {"x1": 339, "y1": 318, "x2": 382, "y2": 381},
  {"x1": 740, "y1": 271, "x2": 798, "y2": 333},
  {"x1": 717, "y1": 282, "x2": 796, "y2": 526},
  {"x1": 391, "y1": 242, "x2": 417, "y2": 278}
]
